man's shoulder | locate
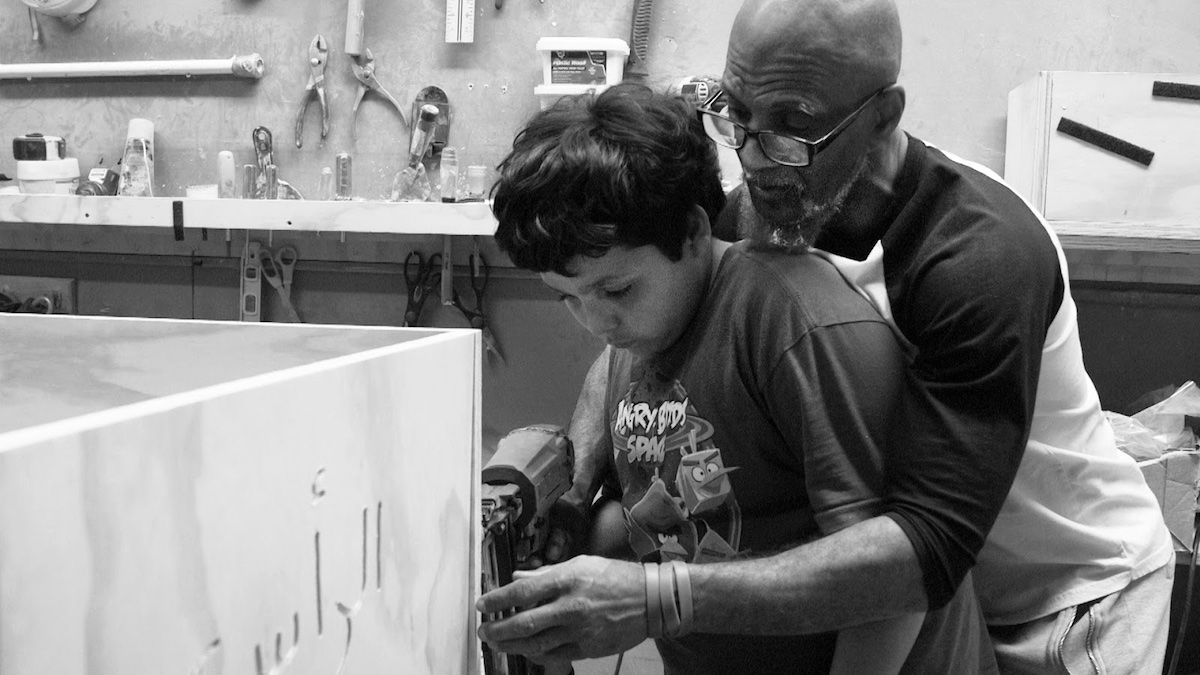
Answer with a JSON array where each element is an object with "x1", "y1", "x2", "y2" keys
[
  {"x1": 893, "y1": 140, "x2": 1061, "y2": 277},
  {"x1": 718, "y1": 244, "x2": 892, "y2": 330}
]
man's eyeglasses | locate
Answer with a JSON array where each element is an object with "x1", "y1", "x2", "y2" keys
[{"x1": 697, "y1": 85, "x2": 894, "y2": 167}]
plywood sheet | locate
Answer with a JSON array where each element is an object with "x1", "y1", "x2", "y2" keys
[
  {"x1": 0, "y1": 314, "x2": 435, "y2": 433},
  {"x1": 0, "y1": 317, "x2": 481, "y2": 674}
]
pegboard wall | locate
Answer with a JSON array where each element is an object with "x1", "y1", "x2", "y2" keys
[
  {"x1": 0, "y1": 0, "x2": 739, "y2": 200},
  {"x1": 3, "y1": 0, "x2": 1199, "y2": 193}
]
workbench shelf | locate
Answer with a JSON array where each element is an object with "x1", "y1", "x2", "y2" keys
[
  {"x1": 1051, "y1": 220, "x2": 1200, "y2": 255},
  {"x1": 0, "y1": 194, "x2": 498, "y2": 236}
]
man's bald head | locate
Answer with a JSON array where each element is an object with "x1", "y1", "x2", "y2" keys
[{"x1": 727, "y1": 0, "x2": 901, "y2": 103}]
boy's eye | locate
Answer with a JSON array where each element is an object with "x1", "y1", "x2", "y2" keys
[{"x1": 604, "y1": 285, "x2": 632, "y2": 299}]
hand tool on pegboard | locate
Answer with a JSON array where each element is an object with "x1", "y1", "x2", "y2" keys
[
  {"x1": 259, "y1": 245, "x2": 302, "y2": 323},
  {"x1": 412, "y1": 86, "x2": 451, "y2": 167},
  {"x1": 403, "y1": 251, "x2": 442, "y2": 327},
  {"x1": 295, "y1": 35, "x2": 330, "y2": 148},
  {"x1": 450, "y1": 252, "x2": 505, "y2": 365},
  {"x1": 252, "y1": 127, "x2": 302, "y2": 199},
  {"x1": 624, "y1": 0, "x2": 655, "y2": 78},
  {"x1": 345, "y1": 0, "x2": 366, "y2": 57},
  {"x1": 240, "y1": 240, "x2": 263, "y2": 322},
  {"x1": 351, "y1": 50, "x2": 409, "y2": 141}
]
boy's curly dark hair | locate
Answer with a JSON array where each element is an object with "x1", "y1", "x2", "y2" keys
[{"x1": 490, "y1": 83, "x2": 726, "y2": 276}]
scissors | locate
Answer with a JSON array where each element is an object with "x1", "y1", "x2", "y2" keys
[
  {"x1": 258, "y1": 244, "x2": 301, "y2": 323},
  {"x1": 451, "y1": 253, "x2": 505, "y2": 364},
  {"x1": 351, "y1": 48, "x2": 409, "y2": 142},
  {"x1": 403, "y1": 251, "x2": 441, "y2": 327},
  {"x1": 295, "y1": 34, "x2": 330, "y2": 148}
]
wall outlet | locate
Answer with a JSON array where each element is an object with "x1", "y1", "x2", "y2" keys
[{"x1": 0, "y1": 275, "x2": 77, "y2": 314}]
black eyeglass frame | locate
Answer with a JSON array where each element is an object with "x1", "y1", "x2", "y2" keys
[{"x1": 697, "y1": 84, "x2": 895, "y2": 167}]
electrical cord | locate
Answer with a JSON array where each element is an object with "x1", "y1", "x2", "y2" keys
[{"x1": 1167, "y1": 519, "x2": 1200, "y2": 675}]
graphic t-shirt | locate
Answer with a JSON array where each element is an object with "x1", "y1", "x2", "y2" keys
[{"x1": 601, "y1": 244, "x2": 991, "y2": 673}]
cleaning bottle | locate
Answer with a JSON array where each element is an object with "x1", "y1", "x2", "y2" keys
[
  {"x1": 117, "y1": 118, "x2": 154, "y2": 197},
  {"x1": 390, "y1": 104, "x2": 440, "y2": 202}
]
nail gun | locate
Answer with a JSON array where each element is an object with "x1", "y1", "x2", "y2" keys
[{"x1": 480, "y1": 425, "x2": 574, "y2": 675}]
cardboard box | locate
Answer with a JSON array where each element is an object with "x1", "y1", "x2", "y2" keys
[{"x1": 1138, "y1": 451, "x2": 1200, "y2": 553}]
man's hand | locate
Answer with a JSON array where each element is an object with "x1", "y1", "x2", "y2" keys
[{"x1": 477, "y1": 555, "x2": 647, "y2": 662}]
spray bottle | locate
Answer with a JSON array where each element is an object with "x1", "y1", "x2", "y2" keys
[{"x1": 117, "y1": 118, "x2": 154, "y2": 197}]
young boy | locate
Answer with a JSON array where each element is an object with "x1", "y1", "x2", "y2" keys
[{"x1": 479, "y1": 84, "x2": 994, "y2": 673}]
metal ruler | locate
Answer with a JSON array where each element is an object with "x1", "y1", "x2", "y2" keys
[{"x1": 445, "y1": 0, "x2": 475, "y2": 43}]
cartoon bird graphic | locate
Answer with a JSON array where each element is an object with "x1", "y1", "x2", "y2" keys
[{"x1": 676, "y1": 448, "x2": 737, "y2": 515}]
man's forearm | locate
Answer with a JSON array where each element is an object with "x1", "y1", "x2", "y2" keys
[
  {"x1": 561, "y1": 347, "x2": 613, "y2": 512},
  {"x1": 689, "y1": 516, "x2": 928, "y2": 634}
]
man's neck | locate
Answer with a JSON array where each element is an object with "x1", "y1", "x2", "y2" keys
[{"x1": 838, "y1": 130, "x2": 908, "y2": 239}]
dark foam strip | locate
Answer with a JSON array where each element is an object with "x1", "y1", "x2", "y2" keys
[
  {"x1": 1152, "y1": 80, "x2": 1200, "y2": 101},
  {"x1": 1056, "y1": 117, "x2": 1154, "y2": 167}
]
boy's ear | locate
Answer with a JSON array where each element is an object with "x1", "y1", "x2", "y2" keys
[{"x1": 685, "y1": 204, "x2": 712, "y2": 253}]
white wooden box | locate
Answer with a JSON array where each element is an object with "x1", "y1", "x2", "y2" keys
[
  {"x1": 1005, "y1": 71, "x2": 1200, "y2": 224},
  {"x1": 0, "y1": 314, "x2": 481, "y2": 674}
]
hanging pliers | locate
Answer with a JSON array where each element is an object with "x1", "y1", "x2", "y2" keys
[
  {"x1": 451, "y1": 254, "x2": 505, "y2": 365},
  {"x1": 350, "y1": 48, "x2": 409, "y2": 142},
  {"x1": 295, "y1": 34, "x2": 330, "y2": 148}
]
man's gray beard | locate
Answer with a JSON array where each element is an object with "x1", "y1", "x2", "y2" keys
[{"x1": 740, "y1": 154, "x2": 871, "y2": 253}]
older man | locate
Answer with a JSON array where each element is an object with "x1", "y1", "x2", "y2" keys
[
  {"x1": 705, "y1": 0, "x2": 1173, "y2": 671},
  {"x1": 481, "y1": 0, "x2": 1174, "y2": 672}
]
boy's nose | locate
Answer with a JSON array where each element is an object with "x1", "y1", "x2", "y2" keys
[{"x1": 580, "y1": 305, "x2": 619, "y2": 339}]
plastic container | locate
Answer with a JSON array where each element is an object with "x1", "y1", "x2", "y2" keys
[
  {"x1": 16, "y1": 158, "x2": 79, "y2": 194},
  {"x1": 537, "y1": 37, "x2": 629, "y2": 86},
  {"x1": 534, "y1": 37, "x2": 630, "y2": 110},
  {"x1": 466, "y1": 165, "x2": 488, "y2": 202},
  {"x1": 117, "y1": 118, "x2": 155, "y2": 197},
  {"x1": 439, "y1": 147, "x2": 459, "y2": 203}
]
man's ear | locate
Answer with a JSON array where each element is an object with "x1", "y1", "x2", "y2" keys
[
  {"x1": 685, "y1": 203, "x2": 712, "y2": 255},
  {"x1": 871, "y1": 84, "x2": 906, "y2": 138}
]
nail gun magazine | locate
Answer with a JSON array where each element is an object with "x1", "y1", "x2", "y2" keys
[{"x1": 480, "y1": 426, "x2": 574, "y2": 675}]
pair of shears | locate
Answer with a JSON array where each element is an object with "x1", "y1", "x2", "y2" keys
[
  {"x1": 451, "y1": 254, "x2": 505, "y2": 364},
  {"x1": 258, "y1": 244, "x2": 301, "y2": 323},
  {"x1": 295, "y1": 34, "x2": 330, "y2": 148},
  {"x1": 403, "y1": 251, "x2": 441, "y2": 327}
]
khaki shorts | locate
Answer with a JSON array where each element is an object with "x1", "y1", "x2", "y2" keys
[{"x1": 989, "y1": 562, "x2": 1174, "y2": 675}]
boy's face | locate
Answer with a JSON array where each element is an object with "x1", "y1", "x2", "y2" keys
[{"x1": 541, "y1": 238, "x2": 711, "y2": 360}]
